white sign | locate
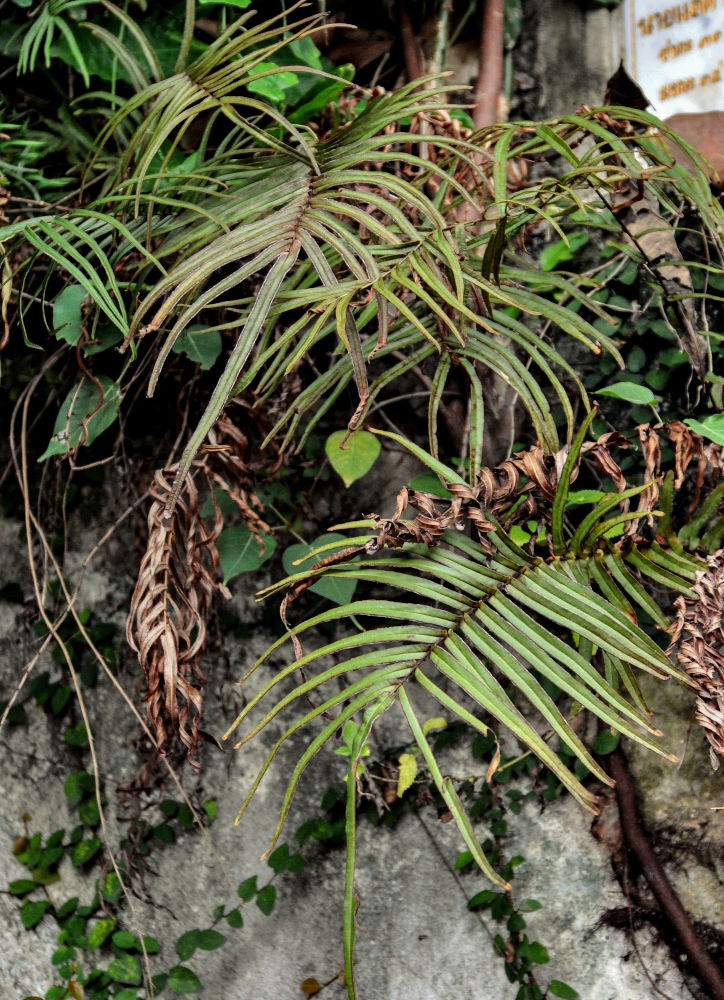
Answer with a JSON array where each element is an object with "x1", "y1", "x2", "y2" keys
[{"x1": 624, "y1": 0, "x2": 724, "y2": 114}]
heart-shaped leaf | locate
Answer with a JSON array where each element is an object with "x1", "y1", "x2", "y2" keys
[
  {"x1": 282, "y1": 533, "x2": 356, "y2": 605},
  {"x1": 217, "y1": 526, "x2": 276, "y2": 583},
  {"x1": 325, "y1": 430, "x2": 380, "y2": 487}
]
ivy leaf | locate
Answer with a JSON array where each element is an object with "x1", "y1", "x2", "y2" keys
[
  {"x1": 549, "y1": 982, "x2": 580, "y2": 999},
  {"x1": 175, "y1": 929, "x2": 201, "y2": 961},
  {"x1": 198, "y1": 929, "x2": 226, "y2": 950},
  {"x1": 8, "y1": 879, "x2": 36, "y2": 895},
  {"x1": 396, "y1": 752, "x2": 418, "y2": 798},
  {"x1": 39, "y1": 375, "x2": 122, "y2": 461},
  {"x1": 256, "y1": 884, "x2": 276, "y2": 916},
  {"x1": 112, "y1": 930, "x2": 137, "y2": 949},
  {"x1": 107, "y1": 954, "x2": 142, "y2": 985},
  {"x1": 282, "y1": 533, "x2": 356, "y2": 605},
  {"x1": 70, "y1": 837, "x2": 101, "y2": 866},
  {"x1": 217, "y1": 526, "x2": 276, "y2": 583},
  {"x1": 167, "y1": 966, "x2": 203, "y2": 993},
  {"x1": 595, "y1": 381, "x2": 655, "y2": 405},
  {"x1": 237, "y1": 875, "x2": 257, "y2": 901},
  {"x1": 20, "y1": 899, "x2": 50, "y2": 928},
  {"x1": 87, "y1": 918, "x2": 115, "y2": 948},
  {"x1": 100, "y1": 871, "x2": 123, "y2": 903},
  {"x1": 171, "y1": 326, "x2": 222, "y2": 371},
  {"x1": 325, "y1": 430, "x2": 381, "y2": 487}
]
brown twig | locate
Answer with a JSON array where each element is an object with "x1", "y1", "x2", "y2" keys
[
  {"x1": 608, "y1": 745, "x2": 724, "y2": 1000},
  {"x1": 473, "y1": 0, "x2": 505, "y2": 129},
  {"x1": 397, "y1": 0, "x2": 422, "y2": 84}
]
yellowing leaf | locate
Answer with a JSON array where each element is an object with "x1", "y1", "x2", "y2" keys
[
  {"x1": 396, "y1": 752, "x2": 418, "y2": 797},
  {"x1": 325, "y1": 430, "x2": 380, "y2": 487},
  {"x1": 422, "y1": 716, "x2": 447, "y2": 736},
  {"x1": 300, "y1": 979, "x2": 322, "y2": 996}
]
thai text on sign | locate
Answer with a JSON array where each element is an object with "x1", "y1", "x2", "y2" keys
[{"x1": 624, "y1": 0, "x2": 724, "y2": 113}]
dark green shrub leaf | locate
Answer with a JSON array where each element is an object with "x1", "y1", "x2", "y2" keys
[
  {"x1": 177, "y1": 806, "x2": 194, "y2": 829},
  {"x1": 168, "y1": 966, "x2": 203, "y2": 993},
  {"x1": 520, "y1": 899, "x2": 543, "y2": 912},
  {"x1": 141, "y1": 935, "x2": 161, "y2": 954},
  {"x1": 107, "y1": 954, "x2": 142, "y2": 985},
  {"x1": 267, "y1": 844, "x2": 290, "y2": 874},
  {"x1": 468, "y1": 889, "x2": 496, "y2": 909},
  {"x1": 51, "y1": 946, "x2": 76, "y2": 965},
  {"x1": 78, "y1": 799, "x2": 100, "y2": 826},
  {"x1": 238, "y1": 875, "x2": 257, "y2": 901},
  {"x1": 198, "y1": 929, "x2": 226, "y2": 950},
  {"x1": 20, "y1": 899, "x2": 50, "y2": 928},
  {"x1": 527, "y1": 941, "x2": 550, "y2": 964},
  {"x1": 159, "y1": 799, "x2": 180, "y2": 817},
  {"x1": 592, "y1": 729, "x2": 620, "y2": 755},
  {"x1": 226, "y1": 908, "x2": 243, "y2": 929},
  {"x1": 256, "y1": 884, "x2": 276, "y2": 916},
  {"x1": 114, "y1": 990, "x2": 141, "y2": 1000},
  {"x1": 9, "y1": 879, "x2": 36, "y2": 895},
  {"x1": 87, "y1": 918, "x2": 115, "y2": 948},
  {"x1": 175, "y1": 929, "x2": 201, "y2": 961},
  {"x1": 112, "y1": 930, "x2": 137, "y2": 949},
  {"x1": 50, "y1": 684, "x2": 71, "y2": 714},
  {"x1": 325, "y1": 430, "x2": 380, "y2": 487},
  {"x1": 56, "y1": 897, "x2": 78, "y2": 919},
  {"x1": 218, "y1": 526, "x2": 276, "y2": 583},
  {"x1": 154, "y1": 823, "x2": 175, "y2": 843},
  {"x1": 100, "y1": 871, "x2": 123, "y2": 903},
  {"x1": 549, "y1": 981, "x2": 580, "y2": 998},
  {"x1": 64, "y1": 772, "x2": 93, "y2": 805},
  {"x1": 64, "y1": 722, "x2": 88, "y2": 747},
  {"x1": 71, "y1": 837, "x2": 101, "y2": 866}
]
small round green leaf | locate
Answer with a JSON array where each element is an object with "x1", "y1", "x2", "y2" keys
[
  {"x1": 198, "y1": 928, "x2": 226, "y2": 950},
  {"x1": 226, "y1": 908, "x2": 243, "y2": 928},
  {"x1": 87, "y1": 918, "x2": 115, "y2": 948},
  {"x1": 168, "y1": 965, "x2": 203, "y2": 993},
  {"x1": 107, "y1": 954, "x2": 142, "y2": 985},
  {"x1": 112, "y1": 930, "x2": 137, "y2": 949},
  {"x1": 592, "y1": 729, "x2": 620, "y2": 755},
  {"x1": 175, "y1": 929, "x2": 201, "y2": 961},
  {"x1": 325, "y1": 430, "x2": 380, "y2": 487},
  {"x1": 237, "y1": 875, "x2": 257, "y2": 901}
]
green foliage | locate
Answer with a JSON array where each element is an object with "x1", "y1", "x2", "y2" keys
[{"x1": 4, "y1": 2, "x2": 724, "y2": 997}]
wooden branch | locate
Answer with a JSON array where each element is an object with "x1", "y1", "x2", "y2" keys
[
  {"x1": 473, "y1": 0, "x2": 505, "y2": 129},
  {"x1": 397, "y1": 0, "x2": 423, "y2": 84},
  {"x1": 608, "y1": 746, "x2": 724, "y2": 1000}
]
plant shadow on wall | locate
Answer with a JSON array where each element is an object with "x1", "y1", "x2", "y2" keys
[{"x1": 1, "y1": 1, "x2": 724, "y2": 998}]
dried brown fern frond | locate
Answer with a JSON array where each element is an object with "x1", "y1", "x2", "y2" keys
[
  {"x1": 127, "y1": 402, "x2": 271, "y2": 768},
  {"x1": 668, "y1": 552, "x2": 724, "y2": 769}
]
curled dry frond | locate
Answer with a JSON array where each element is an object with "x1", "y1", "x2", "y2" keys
[
  {"x1": 668, "y1": 552, "x2": 724, "y2": 769},
  {"x1": 127, "y1": 403, "x2": 269, "y2": 767}
]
